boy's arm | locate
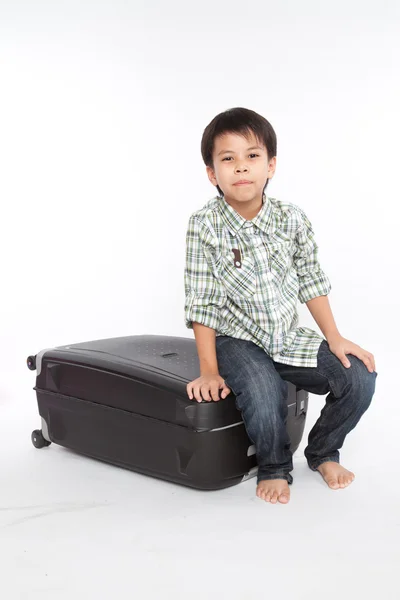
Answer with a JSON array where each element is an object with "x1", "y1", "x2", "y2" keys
[
  {"x1": 293, "y1": 207, "x2": 332, "y2": 305},
  {"x1": 292, "y1": 207, "x2": 341, "y2": 339},
  {"x1": 184, "y1": 215, "x2": 226, "y2": 375},
  {"x1": 192, "y1": 323, "x2": 219, "y2": 376},
  {"x1": 305, "y1": 295, "x2": 341, "y2": 342}
]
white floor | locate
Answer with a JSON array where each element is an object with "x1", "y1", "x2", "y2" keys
[{"x1": 1, "y1": 366, "x2": 398, "y2": 600}]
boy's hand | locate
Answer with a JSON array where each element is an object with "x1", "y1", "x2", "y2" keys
[
  {"x1": 326, "y1": 334, "x2": 376, "y2": 373},
  {"x1": 186, "y1": 374, "x2": 232, "y2": 403}
]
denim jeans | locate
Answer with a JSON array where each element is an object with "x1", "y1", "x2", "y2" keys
[{"x1": 215, "y1": 336, "x2": 378, "y2": 485}]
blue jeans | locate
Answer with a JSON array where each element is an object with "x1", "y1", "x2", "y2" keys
[{"x1": 215, "y1": 336, "x2": 378, "y2": 485}]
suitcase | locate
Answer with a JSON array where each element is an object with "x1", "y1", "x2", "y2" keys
[{"x1": 27, "y1": 334, "x2": 309, "y2": 490}]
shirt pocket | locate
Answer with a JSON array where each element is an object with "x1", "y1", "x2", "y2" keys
[
  {"x1": 219, "y1": 251, "x2": 257, "y2": 299},
  {"x1": 268, "y1": 239, "x2": 294, "y2": 281}
]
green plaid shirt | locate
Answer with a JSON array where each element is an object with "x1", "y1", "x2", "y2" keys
[{"x1": 184, "y1": 193, "x2": 332, "y2": 367}]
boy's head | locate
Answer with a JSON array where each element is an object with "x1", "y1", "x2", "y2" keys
[{"x1": 201, "y1": 107, "x2": 277, "y2": 208}]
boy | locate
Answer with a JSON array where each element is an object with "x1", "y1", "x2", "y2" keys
[{"x1": 184, "y1": 107, "x2": 377, "y2": 504}]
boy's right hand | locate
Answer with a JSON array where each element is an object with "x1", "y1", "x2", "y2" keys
[{"x1": 186, "y1": 374, "x2": 232, "y2": 403}]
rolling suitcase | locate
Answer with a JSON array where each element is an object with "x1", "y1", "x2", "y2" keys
[{"x1": 27, "y1": 334, "x2": 309, "y2": 490}]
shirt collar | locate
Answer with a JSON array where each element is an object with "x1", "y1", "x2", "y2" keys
[{"x1": 217, "y1": 193, "x2": 275, "y2": 236}]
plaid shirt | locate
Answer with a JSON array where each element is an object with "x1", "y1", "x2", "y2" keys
[{"x1": 184, "y1": 193, "x2": 332, "y2": 367}]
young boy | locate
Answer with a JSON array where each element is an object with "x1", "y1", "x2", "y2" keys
[{"x1": 184, "y1": 107, "x2": 377, "y2": 504}]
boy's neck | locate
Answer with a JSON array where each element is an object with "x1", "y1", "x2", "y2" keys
[{"x1": 225, "y1": 198, "x2": 263, "y2": 221}]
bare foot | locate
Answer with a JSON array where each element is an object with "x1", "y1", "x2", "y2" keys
[
  {"x1": 256, "y1": 479, "x2": 290, "y2": 504},
  {"x1": 316, "y1": 461, "x2": 355, "y2": 489}
]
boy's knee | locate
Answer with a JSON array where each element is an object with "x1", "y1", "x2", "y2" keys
[
  {"x1": 346, "y1": 358, "x2": 377, "y2": 400},
  {"x1": 363, "y1": 368, "x2": 378, "y2": 396}
]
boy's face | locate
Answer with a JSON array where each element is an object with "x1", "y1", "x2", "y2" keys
[{"x1": 206, "y1": 131, "x2": 276, "y2": 214}]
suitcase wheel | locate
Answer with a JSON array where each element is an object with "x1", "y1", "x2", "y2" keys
[
  {"x1": 31, "y1": 430, "x2": 51, "y2": 449},
  {"x1": 27, "y1": 355, "x2": 36, "y2": 370}
]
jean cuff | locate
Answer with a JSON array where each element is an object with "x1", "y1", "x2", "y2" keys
[{"x1": 257, "y1": 471, "x2": 293, "y2": 485}]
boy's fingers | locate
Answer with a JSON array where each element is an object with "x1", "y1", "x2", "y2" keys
[
  {"x1": 194, "y1": 386, "x2": 203, "y2": 402},
  {"x1": 366, "y1": 353, "x2": 375, "y2": 372},
  {"x1": 340, "y1": 354, "x2": 351, "y2": 368},
  {"x1": 364, "y1": 355, "x2": 375, "y2": 373},
  {"x1": 201, "y1": 386, "x2": 212, "y2": 401},
  {"x1": 210, "y1": 388, "x2": 219, "y2": 401},
  {"x1": 187, "y1": 381, "x2": 232, "y2": 402}
]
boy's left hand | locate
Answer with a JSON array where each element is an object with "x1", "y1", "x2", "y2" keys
[{"x1": 327, "y1": 334, "x2": 376, "y2": 373}]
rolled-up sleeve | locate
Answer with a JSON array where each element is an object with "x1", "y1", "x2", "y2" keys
[
  {"x1": 293, "y1": 208, "x2": 332, "y2": 304},
  {"x1": 184, "y1": 215, "x2": 226, "y2": 330}
]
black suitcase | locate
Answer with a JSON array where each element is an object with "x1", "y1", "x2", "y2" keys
[{"x1": 27, "y1": 334, "x2": 309, "y2": 490}]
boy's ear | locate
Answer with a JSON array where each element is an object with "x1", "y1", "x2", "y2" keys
[
  {"x1": 206, "y1": 165, "x2": 217, "y2": 186},
  {"x1": 268, "y1": 156, "x2": 277, "y2": 178}
]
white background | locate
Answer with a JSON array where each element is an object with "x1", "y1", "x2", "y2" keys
[{"x1": 1, "y1": 1, "x2": 399, "y2": 599}]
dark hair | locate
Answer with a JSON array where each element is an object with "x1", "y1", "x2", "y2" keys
[{"x1": 201, "y1": 107, "x2": 277, "y2": 198}]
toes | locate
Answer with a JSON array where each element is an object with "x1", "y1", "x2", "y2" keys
[
  {"x1": 257, "y1": 483, "x2": 290, "y2": 503},
  {"x1": 257, "y1": 485, "x2": 271, "y2": 501},
  {"x1": 330, "y1": 472, "x2": 355, "y2": 488},
  {"x1": 257, "y1": 484, "x2": 286, "y2": 503},
  {"x1": 262, "y1": 486, "x2": 271, "y2": 502},
  {"x1": 339, "y1": 473, "x2": 354, "y2": 487},
  {"x1": 317, "y1": 465, "x2": 356, "y2": 490}
]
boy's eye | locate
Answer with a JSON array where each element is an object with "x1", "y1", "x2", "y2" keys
[{"x1": 222, "y1": 154, "x2": 259, "y2": 161}]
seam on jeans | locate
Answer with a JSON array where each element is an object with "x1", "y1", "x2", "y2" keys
[
  {"x1": 314, "y1": 340, "x2": 337, "y2": 396},
  {"x1": 220, "y1": 375, "x2": 259, "y2": 446},
  {"x1": 314, "y1": 365, "x2": 331, "y2": 385},
  {"x1": 217, "y1": 343, "x2": 283, "y2": 455},
  {"x1": 219, "y1": 375, "x2": 240, "y2": 411}
]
